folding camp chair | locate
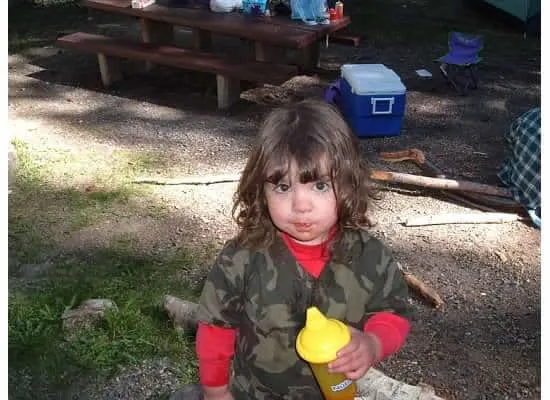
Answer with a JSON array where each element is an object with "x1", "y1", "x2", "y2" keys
[{"x1": 437, "y1": 31, "x2": 483, "y2": 95}]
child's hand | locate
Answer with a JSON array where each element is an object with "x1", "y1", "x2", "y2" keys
[{"x1": 328, "y1": 326, "x2": 382, "y2": 380}]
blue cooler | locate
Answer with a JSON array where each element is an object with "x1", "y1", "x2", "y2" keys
[{"x1": 340, "y1": 64, "x2": 407, "y2": 138}]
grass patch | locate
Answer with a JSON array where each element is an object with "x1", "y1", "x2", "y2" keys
[
  {"x1": 8, "y1": 247, "x2": 203, "y2": 399},
  {"x1": 9, "y1": 138, "x2": 170, "y2": 262},
  {"x1": 9, "y1": 137, "x2": 215, "y2": 398}
]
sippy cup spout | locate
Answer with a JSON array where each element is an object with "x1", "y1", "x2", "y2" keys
[{"x1": 305, "y1": 307, "x2": 328, "y2": 331}]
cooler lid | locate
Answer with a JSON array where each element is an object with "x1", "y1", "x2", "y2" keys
[{"x1": 341, "y1": 64, "x2": 406, "y2": 95}]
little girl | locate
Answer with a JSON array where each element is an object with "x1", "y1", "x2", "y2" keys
[{"x1": 194, "y1": 100, "x2": 412, "y2": 400}]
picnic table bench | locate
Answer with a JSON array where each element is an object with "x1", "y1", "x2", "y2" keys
[{"x1": 56, "y1": 0, "x2": 352, "y2": 109}]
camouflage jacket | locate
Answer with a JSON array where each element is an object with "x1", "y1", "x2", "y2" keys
[{"x1": 197, "y1": 229, "x2": 412, "y2": 399}]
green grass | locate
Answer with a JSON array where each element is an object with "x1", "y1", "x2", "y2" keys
[
  {"x1": 8, "y1": 137, "x2": 215, "y2": 398},
  {"x1": 9, "y1": 139, "x2": 170, "y2": 262},
  {"x1": 9, "y1": 253, "x2": 202, "y2": 398}
]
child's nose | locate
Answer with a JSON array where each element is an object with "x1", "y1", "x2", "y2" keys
[{"x1": 292, "y1": 189, "x2": 312, "y2": 213}]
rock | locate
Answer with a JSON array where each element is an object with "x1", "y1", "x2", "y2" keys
[
  {"x1": 164, "y1": 295, "x2": 199, "y2": 331},
  {"x1": 62, "y1": 298, "x2": 118, "y2": 333},
  {"x1": 495, "y1": 250, "x2": 508, "y2": 263}
]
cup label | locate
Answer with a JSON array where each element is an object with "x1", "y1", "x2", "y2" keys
[{"x1": 331, "y1": 379, "x2": 353, "y2": 392}]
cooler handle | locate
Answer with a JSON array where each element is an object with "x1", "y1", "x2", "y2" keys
[{"x1": 371, "y1": 97, "x2": 394, "y2": 115}]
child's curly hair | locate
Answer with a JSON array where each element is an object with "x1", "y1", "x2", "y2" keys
[{"x1": 233, "y1": 99, "x2": 375, "y2": 250}]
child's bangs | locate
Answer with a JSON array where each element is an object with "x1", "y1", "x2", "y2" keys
[{"x1": 264, "y1": 142, "x2": 332, "y2": 184}]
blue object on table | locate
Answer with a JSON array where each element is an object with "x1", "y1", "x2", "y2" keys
[
  {"x1": 437, "y1": 32, "x2": 483, "y2": 95},
  {"x1": 242, "y1": 0, "x2": 268, "y2": 14},
  {"x1": 290, "y1": 0, "x2": 327, "y2": 24}
]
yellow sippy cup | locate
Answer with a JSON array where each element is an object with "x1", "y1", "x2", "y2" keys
[{"x1": 296, "y1": 307, "x2": 357, "y2": 400}]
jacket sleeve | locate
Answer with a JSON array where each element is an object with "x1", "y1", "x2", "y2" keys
[{"x1": 196, "y1": 240, "x2": 248, "y2": 328}]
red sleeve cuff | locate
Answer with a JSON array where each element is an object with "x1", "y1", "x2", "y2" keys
[
  {"x1": 196, "y1": 322, "x2": 238, "y2": 387},
  {"x1": 363, "y1": 312, "x2": 411, "y2": 361}
]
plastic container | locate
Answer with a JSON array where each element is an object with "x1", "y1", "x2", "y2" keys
[
  {"x1": 296, "y1": 307, "x2": 356, "y2": 400},
  {"x1": 242, "y1": 0, "x2": 268, "y2": 14},
  {"x1": 335, "y1": 0, "x2": 343, "y2": 18},
  {"x1": 340, "y1": 63, "x2": 407, "y2": 138}
]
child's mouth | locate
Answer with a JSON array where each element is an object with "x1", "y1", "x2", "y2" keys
[{"x1": 294, "y1": 223, "x2": 313, "y2": 230}]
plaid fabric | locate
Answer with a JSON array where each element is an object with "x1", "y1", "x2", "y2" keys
[{"x1": 498, "y1": 107, "x2": 541, "y2": 224}]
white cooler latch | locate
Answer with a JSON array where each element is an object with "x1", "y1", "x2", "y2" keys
[{"x1": 371, "y1": 97, "x2": 395, "y2": 115}]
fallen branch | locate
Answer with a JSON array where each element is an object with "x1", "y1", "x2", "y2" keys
[
  {"x1": 134, "y1": 174, "x2": 241, "y2": 185},
  {"x1": 402, "y1": 212, "x2": 526, "y2": 227},
  {"x1": 380, "y1": 149, "x2": 522, "y2": 211},
  {"x1": 370, "y1": 170, "x2": 512, "y2": 198},
  {"x1": 397, "y1": 263, "x2": 444, "y2": 309}
]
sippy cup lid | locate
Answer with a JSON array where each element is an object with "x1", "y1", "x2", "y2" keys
[{"x1": 295, "y1": 307, "x2": 351, "y2": 364}]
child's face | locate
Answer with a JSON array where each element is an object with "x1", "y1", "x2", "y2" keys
[{"x1": 264, "y1": 161, "x2": 338, "y2": 245}]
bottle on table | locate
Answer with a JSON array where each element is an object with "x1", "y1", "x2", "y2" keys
[{"x1": 335, "y1": 0, "x2": 343, "y2": 19}]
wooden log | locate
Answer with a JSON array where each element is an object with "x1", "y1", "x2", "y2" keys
[
  {"x1": 380, "y1": 148, "x2": 426, "y2": 165},
  {"x1": 402, "y1": 212, "x2": 526, "y2": 227},
  {"x1": 397, "y1": 263, "x2": 444, "y2": 309},
  {"x1": 370, "y1": 170, "x2": 512, "y2": 198},
  {"x1": 379, "y1": 148, "x2": 522, "y2": 211},
  {"x1": 134, "y1": 173, "x2": 240, "y2": 185}
]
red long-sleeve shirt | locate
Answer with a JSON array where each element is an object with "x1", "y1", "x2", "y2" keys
[{"x1": 196, "y1": 233, "x2": 411, "y2": 387}]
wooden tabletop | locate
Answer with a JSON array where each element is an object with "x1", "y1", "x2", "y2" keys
[{"x1": 82, "y1": 0, "x2": 350, "y2": 48}]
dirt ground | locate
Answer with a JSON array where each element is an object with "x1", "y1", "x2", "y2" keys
[{"x1": 8, "y1": 1, "x2": 540, "y2": 399}]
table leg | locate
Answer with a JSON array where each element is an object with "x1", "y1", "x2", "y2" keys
[
  {"x1": 299, "y1": 41, "x2": 320, "y2": 73},
  {"x1": 97, "y1": 53, "x2": 122, "y2": 87},
  {"x1": 192, "y1": 29, "x2": 212, "y2": 51},
  {"x1": 216, "y1": 75, "x2": 241, "y2": 110},
  {"x1": 140, "y1": 19, "x2": 174, "y2": 71}
]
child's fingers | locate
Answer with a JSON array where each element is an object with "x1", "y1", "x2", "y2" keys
[
  {"x1": 330, "y1": 359, "x2": 363, "y2": 374},
  {"x1": 335, "y1": 341, "x2": 358, "y2": 358},
  {"x1": 329, "y1": 351, "x2": 362, "y2": 373}
]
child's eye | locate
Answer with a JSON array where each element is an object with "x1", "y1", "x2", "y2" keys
[
  {"x1": 274, "y1": 183, "x2": 290, "y2": 193},
  {"x1": 313, "y1": 182, "x2": 330, "y2": 192}
]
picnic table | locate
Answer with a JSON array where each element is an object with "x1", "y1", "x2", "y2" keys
[{"x1": 56, "y1": 0, "x2": 352, "y2": 109}]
